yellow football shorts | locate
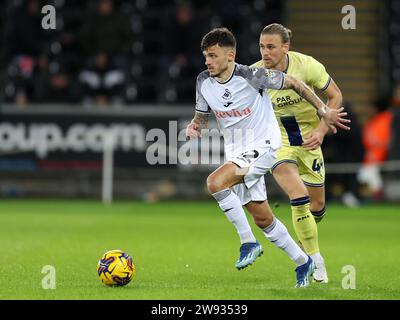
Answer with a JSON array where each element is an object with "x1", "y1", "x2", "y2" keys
[{"x1": 271, "y1": 145, "x2": 325, "y2": 187}]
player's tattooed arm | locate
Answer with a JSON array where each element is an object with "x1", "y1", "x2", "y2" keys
[
  {"x1": 282, "y1": 75, "x2": 326, "y2": 112},
  {"x1": 191, "y1": 111, "x2": 209, "y2": 130},
  {"x1": 282, "y1": 75, "x2": 350, "y2": 133},
  {"x1": 186, "y1": 112, "x2": 209, "y2": 139}
]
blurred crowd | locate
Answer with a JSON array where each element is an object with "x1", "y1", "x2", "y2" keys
[
  {"x1": 324, "y1": 84, "x2": 400, "y2": 205},
  {"x1": 1, "y1": 0, "x2": 282, "y2": 107}
]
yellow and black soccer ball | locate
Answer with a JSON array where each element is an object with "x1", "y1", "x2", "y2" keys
[{"x1": 97, "y1": 249, "x2": 136, "y2": 286}]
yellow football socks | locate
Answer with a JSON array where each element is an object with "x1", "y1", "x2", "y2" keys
[{"x1": 290, "y1": 196, "x2": 319, "y2": 255}]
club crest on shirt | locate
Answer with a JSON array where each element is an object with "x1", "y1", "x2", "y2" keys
[{"x1": 222, "y1": 89, "x2": 232, "y2": 100}]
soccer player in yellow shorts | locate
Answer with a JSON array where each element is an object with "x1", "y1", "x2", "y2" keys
[{"x1": 250, "y1": 23, "x2": 344, "y2": 283}]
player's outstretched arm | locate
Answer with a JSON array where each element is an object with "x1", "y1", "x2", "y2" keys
[
  {"x1": 303, "y1": 79, "x2": 343, "y2": 149},
  {"x1": 314, "y1": 78, "x2": 343, "y2": 134},
  {"x1": 282, "y1": 75, "x2": 350, "y2": 133},
  {"x1": 186, "y1": 112, "x2": 209, "y2": 140}
]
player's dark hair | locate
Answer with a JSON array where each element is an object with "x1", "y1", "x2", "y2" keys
[
  {"x1": 261, "y1": 23, "x2": 292, "y2": 44},
  {"x1": 200, "y1": 27, "x2": 236, "y2": 51}
]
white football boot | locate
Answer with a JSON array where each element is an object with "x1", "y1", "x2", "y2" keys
[{"x1": 312, "y1": 255, "x2": 329, "y2": 283}]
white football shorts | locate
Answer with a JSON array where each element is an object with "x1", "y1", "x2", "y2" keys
[{"x1": 229, "y1": 147, "x2": 278, "y2": 205}]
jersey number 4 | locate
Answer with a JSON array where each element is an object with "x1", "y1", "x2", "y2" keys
[{"x1": 312, "y1": 158, "x2": 323, "y2": 174}]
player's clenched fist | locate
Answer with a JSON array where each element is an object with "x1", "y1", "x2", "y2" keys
[{"x1": 186, "y1": 122, "x2": 202, "y2": 140}]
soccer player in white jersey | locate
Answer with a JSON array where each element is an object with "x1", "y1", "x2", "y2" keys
[{"x1": 186, "y1": 28, "x2": 350, "y2": 288}]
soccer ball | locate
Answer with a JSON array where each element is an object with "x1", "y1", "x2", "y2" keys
[{"x1": 97, "y1": 249, "x2": 136, "y2": 286}]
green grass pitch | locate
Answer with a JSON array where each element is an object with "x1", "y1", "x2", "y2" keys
[{"x1": 0, "y1": 200, "x2": 399, "y2": 300}]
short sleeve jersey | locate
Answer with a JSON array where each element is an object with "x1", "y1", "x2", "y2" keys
[
  {"x1": 195, "y1": 63, "x2": 285, "y2": 159},
  {"x1": 251, "y1": 51, "x2": 331, "y2": 147}
]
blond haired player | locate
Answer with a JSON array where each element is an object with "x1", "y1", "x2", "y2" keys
[{"x1": 249, "y1": 23, "x2": 344, "y2": 283}]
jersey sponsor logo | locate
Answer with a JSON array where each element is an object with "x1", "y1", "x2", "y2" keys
[
  {"x1": 223, "y1": 102, "x2": 233, "y2": 108},
  {"x1": 222, "y1": 89, "x2": 232, "y2": 100},
  {"x1": 214, "y1": 107, "x2": 251, "y2": 119},
  {"x1": 275, "y1": 95, "x2": 303, "y2": 108}
]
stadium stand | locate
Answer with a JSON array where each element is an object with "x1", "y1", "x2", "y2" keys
[{"x1": 1, "y1": 0, "x2": 284, "y2": 105}]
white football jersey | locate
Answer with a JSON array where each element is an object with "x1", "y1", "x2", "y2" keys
[{"x1": 195, "y1": 63, "x2": 284, "y2": 159}]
